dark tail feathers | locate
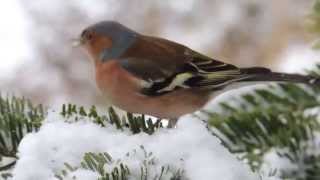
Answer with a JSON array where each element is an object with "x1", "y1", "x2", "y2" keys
[{"x1": 239, "y1": 67, "x2": 320, "y2": 86}]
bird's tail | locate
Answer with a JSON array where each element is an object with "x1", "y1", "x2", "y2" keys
[{"x1": 238, "y1": 67, "x2": 320, "y2": 86}]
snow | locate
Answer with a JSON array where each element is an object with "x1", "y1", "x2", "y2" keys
[
  {"x1": 260, "y1": 149, "x2": 299, "y2": 178},
  {"x1": 11, "y1": 110, "x2": 273, "y2": 180},
  {"x1": 259, "y1": 131, "x2": 320, "y2": 179},
  {"x1": 59, "y1": 170, "x2": 99, "y2": 180}
]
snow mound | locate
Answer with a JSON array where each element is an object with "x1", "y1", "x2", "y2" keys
[{"x1": 12, "y1": 111, "x2": 270, "y2": 180}]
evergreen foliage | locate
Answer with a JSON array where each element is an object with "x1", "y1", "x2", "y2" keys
[
  {"x1": 57, "y1": 105, "x2": 184, "y2": 180},
  {"x1": 55, "y1": 146, "x2": 184, "y2": 180},
  {"x1": 1, "y1": 2, "x2": 320, "y2": 179},
  {"x1": 0, "y1": 101, "x2": 168, "y2": 179},
  {"x1": 0, "y1": 96, "x2": 44, "y2": 172},
  {"x1": 3, "y1": 75, "x2": 320, "y2": 180},
  {"x1": 208, "y1": 79, "x2": 320, "y2": 179},
  {"x1": 308, "y1": 0, "x2": 320, "y2": 48},
  {"x1": 60, "y1": 104, "x2": 163, "y2": 134},
  {"x1": 1, "y1": 70, "x2": 320, "y2": 180}
]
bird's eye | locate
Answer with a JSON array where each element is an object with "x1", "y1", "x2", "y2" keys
[
  {"x1": 81, "y1": 30, "x2": 94, "y2": 41},
  {"x1": 86, "y1": 32, "x2": 93, "y2": 40}
]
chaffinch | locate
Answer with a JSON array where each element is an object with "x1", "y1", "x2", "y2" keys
[{"x1": 77, "y1": 21, "x2": 320, "y2": 123}]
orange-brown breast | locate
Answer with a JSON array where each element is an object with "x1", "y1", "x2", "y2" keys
[
  {"x1": 95, "y1": 60, "x2": 143, "y2": 102},
  {"x1": 94, "y1": 60, "x2": 211, "y2": 119}
]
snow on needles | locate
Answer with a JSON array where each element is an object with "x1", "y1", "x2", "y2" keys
[{"x1": 12, "y1": 111, "x2": 266, "y2": 180}]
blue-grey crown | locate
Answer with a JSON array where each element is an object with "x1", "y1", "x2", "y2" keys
[{"x1": 89, "y1": 21, "x2": 138, "y2": 61}]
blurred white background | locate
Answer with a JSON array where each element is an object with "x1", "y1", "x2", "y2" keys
[{"x1": 0, "y1": 0, "x2": 319, "y2": 106}]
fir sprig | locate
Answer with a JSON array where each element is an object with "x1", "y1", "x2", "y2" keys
[
  {"x1": 0, "y1": 96, "x2": 44, "y2": 170},
  {"x1": 208, "y1": 68, "x2": 320, "y2": 179},
  {"x1": 60, "y1": 104, "x2": 163, "y2": 135},
  {"x1": 55, "y1": 146, "x2": 184, "y2": 180}
]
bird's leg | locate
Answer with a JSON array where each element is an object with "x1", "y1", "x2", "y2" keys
[{"x1": 167, "y1": 118, "x2": 178, "y2": 128}]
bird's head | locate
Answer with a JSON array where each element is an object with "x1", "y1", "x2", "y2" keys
[{"x1": 78, "y1": 21, "x2": 138, "y2": 62}]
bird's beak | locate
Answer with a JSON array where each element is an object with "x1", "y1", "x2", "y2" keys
[{"x1": 71, "y1": 37, "x2": 84, "y2": 47}]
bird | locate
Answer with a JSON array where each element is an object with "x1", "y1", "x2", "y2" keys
[{"x1": 76, "y1": 21, "x2": 320, "y2": 126}]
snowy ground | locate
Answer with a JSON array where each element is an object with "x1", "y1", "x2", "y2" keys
[{"x1": 11, "y1": 110, "x2": 276, "y2": 180}]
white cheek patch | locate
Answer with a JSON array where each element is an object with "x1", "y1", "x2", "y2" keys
[{"x1": 157, "y1": 73, "x2": 194, "y2": 93}]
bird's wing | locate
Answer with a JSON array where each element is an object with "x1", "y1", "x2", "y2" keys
[
  {"x1": 119, "y1": 36, "x2": 246, "y2": 95},
  {"x1": 119, "y1": 35, "x2": 189, "y2": 82},
  {"x1": 183, "y1": 50, "x2": 243, "y2": 88}
]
